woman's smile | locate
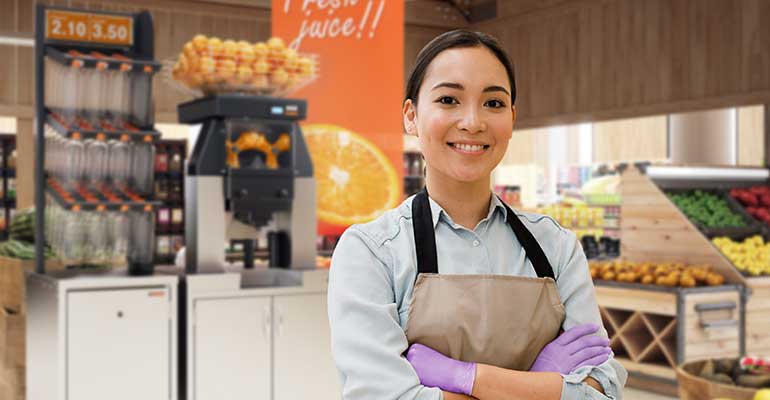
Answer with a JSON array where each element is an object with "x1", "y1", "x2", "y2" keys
[{"x1": 447, "y1": 141, "x2": 491, "y2": 156}]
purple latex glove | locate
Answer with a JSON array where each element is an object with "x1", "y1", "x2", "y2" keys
[
  {"x1": 530, "y1": 323, "x2": 612, "y2": 374},
  {"x1": 406, "y1": 343, "x2": 476, "y2": 395}
]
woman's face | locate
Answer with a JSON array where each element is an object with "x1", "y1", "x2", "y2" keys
[{"x1": 403, "y1": 46, "x2": 515, "y2": 184}]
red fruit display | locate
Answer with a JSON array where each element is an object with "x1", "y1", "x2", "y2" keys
[{"x1": 732, "y1": 185, "x2": 770, "y2": 227}]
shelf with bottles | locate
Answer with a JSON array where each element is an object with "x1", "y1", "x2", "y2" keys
[
  {"x1": 0, "y1": 134, "x2": 17, "y2": 241},
  {"x1": 403, "y1": 150, "x2": 425, "y2": 198},
  {"x1": 44, "y1": 129, "x2": 158, "y2": 212},
  {"x1": 153, "y1": 139, "x2": 187, "y2": 264},
  {"x1": 155, "y1": 233, "x2": 184, "y2": 266}
]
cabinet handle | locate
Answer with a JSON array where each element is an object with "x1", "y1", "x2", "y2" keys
[
  {"x1": 276, "y1": 305, "x2": 284, "y2": 338},
  {"x1": 263, "y1": 305, "x2": 271, "y2": 339},
  {"x1": 695, "y1": 301, "x2": 737, "y2": 330}
]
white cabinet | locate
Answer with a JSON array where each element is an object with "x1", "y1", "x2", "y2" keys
[
  {"x1": 190, "y1": 291, "x2": 340, "y2": 400},
  {"x1": 67, "y1": 288, "x2": 172, "y2": 400},
  {"x1": 193, "y1": 296, "x2": 272, "y2": 400},
  {"x1": 273, "y1": 293, "x2": 340, "y2": 400}
]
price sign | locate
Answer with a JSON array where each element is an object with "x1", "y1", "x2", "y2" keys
[{"x1": 46, "y1": 10, "x2": 133, "y2": 46}]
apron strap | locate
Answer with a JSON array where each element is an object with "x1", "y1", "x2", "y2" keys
[
  {"x1": 412, "y1": 189, "x2": 439, "y2": 275},
  {"x1": 500, "y1": 200, "x2": 555, "y2": 279},
  {"x1": 411, "y1": 189, "x2": 555, "y2": 279}
]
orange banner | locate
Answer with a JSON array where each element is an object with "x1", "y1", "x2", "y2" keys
[{"x1": 273, "y1": 0, "x2": 404, "y2": 236}]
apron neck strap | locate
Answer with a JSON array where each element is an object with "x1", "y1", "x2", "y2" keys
[
  {"x1": 412, "y1": 189, "x2": 439, "y2": 275},
  {"x1": 501, "y1": 200, "x2": 555, "y2": 279},
  {"x1": 411, "y1": 189, "x2": 555, "y2": 279}
]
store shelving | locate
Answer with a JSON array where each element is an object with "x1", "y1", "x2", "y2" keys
[
  {"x1": 403, "y1": 150, "x2": 425, "y2": 198},
  {"x1": 0, "y1": 134, "x2": 17, "y2": 241},
  {"x1": 153, "y1": 139, "x2": 187, "y2": 265}
]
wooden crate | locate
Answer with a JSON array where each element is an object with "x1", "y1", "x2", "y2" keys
[
  {"x1": 597, "y1": 282, "x2": 744, "y2": 384},
  {"x1": 0, "y1": 256, "x2": 63, "y2": 400},
  {"x1": 0, "y1": 307, "x2": 24, "y2": 400},
  {"x1": 0, "y1": 256, "x2": 64, "y2": 314},
  {"x1": 0, "y1": 365, "x2": 24, "y2": 400},
  {"x1": 1, "y1": 307, "x2": 24, "y2": 369}
]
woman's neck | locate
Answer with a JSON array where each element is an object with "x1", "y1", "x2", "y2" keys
[{"x1": 425, "y1": 167, "x2": 492, "y2": 231}]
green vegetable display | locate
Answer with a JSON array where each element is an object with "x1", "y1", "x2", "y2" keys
[
  {"x1": 0, "y1": 207, "x2": 56, "y2": 260},
  {"x1": 668, "y1": 190, "x2": 746, "y2": 228}
]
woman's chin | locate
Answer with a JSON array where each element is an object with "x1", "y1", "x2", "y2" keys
[{"x1": 447, "y1": 170, "x2": 490, "y2": 184}]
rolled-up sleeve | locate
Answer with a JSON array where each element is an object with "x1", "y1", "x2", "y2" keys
[
  {"x1": 555, "y1": 230, "x2": 628, "y2": 400},
  {"x1": 328, "y1": 227, "x2": 442, "y2": 400}
]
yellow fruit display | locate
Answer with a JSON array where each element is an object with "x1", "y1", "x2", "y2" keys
[
  {"x1": 588, "y1": 260, "x2": 727, "y2": 288},
  {"x1": 712, "y1": 235, "x2": 770, "y2": 276},
  {"x1": 253, "y1": 42, "x2": 269, "y2": 59},
  {"x1": 303, "y1": 124, "x2": 400, "y2": 226},
  {"x1": 271, "y1": 68, "x2": 289, "y2": 86},
  {"x1": 172, "y1": 34, "x2": 317, "y2": 94}
]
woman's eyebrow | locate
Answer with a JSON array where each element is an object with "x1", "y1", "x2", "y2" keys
[
  {"x1": 483, "y1": 85, "x2": 510, "y2": 95},
  {"x1": 431, "y1": 82, "x2": 463, "y2": 91}
]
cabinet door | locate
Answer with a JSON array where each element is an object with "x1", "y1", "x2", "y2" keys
[
  {"x1": 67, "y1": 288, "x2": 171, "y2": 400},
  {"x1": 193, "y1": 296, "x2": 271, "y2": 400},
  {"x1": 273, "y1": 293, "x2": 340, "y2": 400}
]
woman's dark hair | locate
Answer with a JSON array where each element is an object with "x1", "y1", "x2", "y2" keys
[{"x1": 404, "y1": 29, "x2": 516, "y2": 105}]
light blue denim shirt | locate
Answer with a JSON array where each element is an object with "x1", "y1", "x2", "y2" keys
[{"x1": 328, "y1": 193, "x2": 627, "y2": 400}]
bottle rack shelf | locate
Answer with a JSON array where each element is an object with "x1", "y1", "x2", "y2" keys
[
  {"x1": 46, "y1": 47, "x2": 161, "y2": 73},
  {"x1": 47, "y1": 111, "x2": 160, "y2": 143},
  {"x1": 46, "y1": 178, "x2": 159, "y2": 211}
]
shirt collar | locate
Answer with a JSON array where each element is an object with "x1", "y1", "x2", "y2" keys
[{"x1": 426, "y1": 192, "x2": 509, "y2": 229}]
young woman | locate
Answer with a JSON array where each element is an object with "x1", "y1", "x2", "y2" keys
[{"x1": 328, "y1": 30, "x2": 627, "y2": 400}]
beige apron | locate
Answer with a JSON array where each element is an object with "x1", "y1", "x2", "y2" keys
[{"x1": 405, "y1": 190, "x2": 566, "y2": 371}]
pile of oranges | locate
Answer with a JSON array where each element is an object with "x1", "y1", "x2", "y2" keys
[{"x1": 171, "y1": 35, "x2": 317, "y2": 95}]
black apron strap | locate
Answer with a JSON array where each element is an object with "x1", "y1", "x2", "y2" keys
[
  {"x1": 412, "y1": 189, "x2": 439, "y2": 275},
  {"x1": 500, "y1": 200, "x2": 555, "y2": 279},
  {"x1": 411, "y1": 189, "x2": 555, "y2": 279}
]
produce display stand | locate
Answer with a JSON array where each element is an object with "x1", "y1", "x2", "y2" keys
[
  {"x1": 640, "y1": 165, "x2": 770, "y2": 357},
  {"x1": 593, "y1": 166, "x2": 755, "y2": 395}
]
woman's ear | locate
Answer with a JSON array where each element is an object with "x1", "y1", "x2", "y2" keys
[
  {"x1": 511, "y1": 105, "x2": 517, "y2": 127},
  {"x1": 403, "y1": 99, "x2": 418, "y2": 136}
]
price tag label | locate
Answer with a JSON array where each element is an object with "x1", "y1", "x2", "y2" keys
[{"x1": 45, "y1": 9, "x2": 133, "y2": 46}]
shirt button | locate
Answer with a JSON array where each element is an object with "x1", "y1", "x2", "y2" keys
[{"x1": 472, "y1": 240, "x2": 480, "y2": 247}]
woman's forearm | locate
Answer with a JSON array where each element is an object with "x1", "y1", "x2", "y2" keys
[
  {"x1": 471, "y1": 364, "x2": 562, "y2": 400},
  {"x1": 443, "y1": 391, "x2": 475, "y2": 400}
]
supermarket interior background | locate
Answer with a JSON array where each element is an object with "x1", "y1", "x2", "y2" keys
[{"x1": 1, "y1": 0, "x2": 770, "y2": 399}]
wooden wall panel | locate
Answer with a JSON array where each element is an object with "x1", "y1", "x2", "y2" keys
[
  {"x1": 497, "y1": 0, "x2": 572, "y2": 18},
  {"x1": 472, "y1": 0, "x2": 770, "y2": 128},
  {"x1": 738, "y1": 105, "x2": 765, "y2": 166},
  {"x1": 404, "y1": 25, "x2": 451, "y2": 89},
  {"x1": 592, "y1": 115, "x2": 667, "y2": 163},
  {"x1": 0, "y1": 46, "x2": 17, "y2": 106}
]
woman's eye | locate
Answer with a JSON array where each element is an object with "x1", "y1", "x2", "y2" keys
[
  {"x1": 436, "y1": 96, "x2": 458, "y2": 105},
  {"x1": 485, "y1": 99, "x2": 505, "y2": 108}
]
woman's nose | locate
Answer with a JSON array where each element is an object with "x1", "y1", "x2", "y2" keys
[{"x1": 456, "y1": 106, "x2": 486, "y2": 133}]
